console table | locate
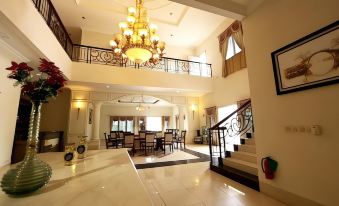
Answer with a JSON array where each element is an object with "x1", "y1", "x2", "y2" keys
[{"x1": 0, "y1": 149, "x2": 152, "y2": 206}]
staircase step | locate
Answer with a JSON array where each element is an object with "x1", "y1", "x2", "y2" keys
[
  {"x1": 223, "y1": 158, "x2": 258, "y2": 176},
  {"x1": 238, "y1": 144, "x2": 256, "y2": 154},
  {"x1": 210, "y1": 163, "x2": 259, "y2": 191},
  {"x1": 231, "y1": 151, "x2": 257, "y2": 163}
]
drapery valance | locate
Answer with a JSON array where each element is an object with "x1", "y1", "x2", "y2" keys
[{"x1": 218, "y1": 20, "x2": 247, "y2": 77}]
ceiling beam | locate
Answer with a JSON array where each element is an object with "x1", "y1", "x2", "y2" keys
[{"x1": 169, "y1": 0, "x2": 247, "y2": 20}]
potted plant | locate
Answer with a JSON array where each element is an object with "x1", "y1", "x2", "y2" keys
[{"x1": 1, "y1": 58, "x2": 66, "y2": 195}]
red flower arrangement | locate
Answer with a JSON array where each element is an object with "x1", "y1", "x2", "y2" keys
[{"x1": 6, "y1": 58, "x2": 67, "y2": 101}]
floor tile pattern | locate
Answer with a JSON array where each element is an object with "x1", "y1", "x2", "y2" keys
[{"x1": 138, "y1": 162, "x2": 287, "y2": 206}]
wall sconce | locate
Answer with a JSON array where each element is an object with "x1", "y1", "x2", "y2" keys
[
  {"x1": 191, "y1": 104, "x2": 197, "y2": 120},
  {"x1": 76, "y1": 100, "x2": 82, "y2": 120}
]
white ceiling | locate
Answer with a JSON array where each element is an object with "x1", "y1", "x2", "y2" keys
[
  {"x1": 111, "y1": 94, "x2": 173, "y2": 106},
  {"x1": 51, "y1": 0, "x2": 228, "y2": 48}
]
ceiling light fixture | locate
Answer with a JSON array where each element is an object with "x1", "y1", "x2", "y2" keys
[
  {"x1": 135, "y1": 94, "x2": 150, "y2": 111},
  {"x1": 109, "y1": 0, "x2": 166, "y2": 66}
]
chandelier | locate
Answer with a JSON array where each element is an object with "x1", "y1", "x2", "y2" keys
[
  {"x1": 136, "y1": 103, "x2": 146, "y2": 111},
  {"x1": 135, "y1": 95, "x2": 150, "y2": 111},
  {"x1": 109, "y1": 0, "x2": 166, "y2": 66}
]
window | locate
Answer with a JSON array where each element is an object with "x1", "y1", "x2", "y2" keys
[
  {"x1": 111, "y1": 120, "x2": 119, "y2": 131},
  {"x1": 199, "y1": 51, "x2": 207, "y2": 63},
  {"x1": 146, "y1": 117, "x2": 162, "y2": 131},
  {"x1": 119, "y1": 119, "x2": 126, "y2": 131},
  {"x1": 126, "y1": 119, "x2": 134, "y2": 133},
  {"x1": 163, "y1": 116, "x2": 170, "y2": 131},
  {"x1": 188, "y1": 51, "x2": 208, "y2": 77},
  {"x1": 226, "y1": 36, "x2": 242, "y2": 60},
  {"x1": 110, "y1": 116, "x2": 134, "y2": 133},
  {"x1": 218, "y1": 104, "x2": 239, "y2": 152},
  {"x1": 218, "y1": 104, "x2": 238, "y2": 122}
]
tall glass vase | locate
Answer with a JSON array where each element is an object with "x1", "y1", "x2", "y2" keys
[{"x1": 1, "y1": 101, "x2": 52, "y2": 195}]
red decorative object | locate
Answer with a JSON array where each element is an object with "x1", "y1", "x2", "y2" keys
[{"x1": 6, "y1": 58, "x2": 67, "y2": 101}]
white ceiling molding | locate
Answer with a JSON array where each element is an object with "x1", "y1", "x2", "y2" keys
[
  {"x1": 169, "y1": 0, "x2": 264, "y2": 20},
  {"x1": 51, "y1": 0, "x2": 226, "y2": 48},
  {"x1": 0, "y1": 38, "x2": 30, "y2": 63}
]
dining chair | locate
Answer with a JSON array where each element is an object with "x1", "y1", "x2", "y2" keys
[
  {"x1": 138, "y1": 131, "x2": 146, "y2": 150},
  {"x1": 104, "y1": 133, "x2": 115, "y2": 149},
  {"x1": 116, "y1": 131, "x2": 124, "y2": 148},
  {"x1": 163, "y1": 132, "x2": 174, "y2": 154},
  {"x1": 139, "y1": 131, "x2": 146, "y2": 139},
  {"x1": 110, "y1": 131, "x2": 119, "y2": 148},
  {"x1": 123, "y1": 134, "x2": 135, "y2": 156},
  {"x1": 142, "y1": 133, "x2": 155, "y2": 155},
  {"x1": 176, "y1": 130, "x2": 186, "y2": 149}
]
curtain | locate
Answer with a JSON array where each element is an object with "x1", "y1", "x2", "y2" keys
[{"x1": 218, "y1": 20, "x2": 247, "y2": 78}]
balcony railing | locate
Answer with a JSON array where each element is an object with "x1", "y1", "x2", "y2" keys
[
  {"x1": 32, "y1": 0, "x2": 73, "y2": 57},
  {"x1": 72, "y1": 44, "x2": 212, "y2": 77},
  {"x1": 31, "y1": 0, "x2": 212, "y2": 77}
]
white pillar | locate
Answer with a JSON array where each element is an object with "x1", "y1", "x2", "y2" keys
[{"x1": 92, "y1": 101, "x2": 102, "y2": 140}]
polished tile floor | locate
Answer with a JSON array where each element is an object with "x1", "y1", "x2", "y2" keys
[
  {"x1": 131, "y1": 144, "x2": 210, "y2": 165},
  {"x1": 186, "y1": 144, "x2": 210, "y2": 155},
  {"x1": 138, "y1": 162, "x2": 287, "y2": 206},
  {"x1": 132, "y1": 150, "x2": 199, "y2": 164}
]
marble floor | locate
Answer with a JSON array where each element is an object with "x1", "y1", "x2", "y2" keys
[
  {"x1": 186, "y1": 144, "x2": 210, "y2": 156},
  {"x1": 138, "y1": 162, "x2": 287, "y2": 206},
  {"x1": 131, "y1": 149, "x2": 199, "y2": 165}
]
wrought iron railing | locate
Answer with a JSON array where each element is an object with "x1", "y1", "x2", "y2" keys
[
  {"x1": 72, "y1": 44, "x2": 212, "y2": 77},
  {"x1": 32, "y1": 0, "x2": 73, "y2": 58},
  {"x1": 208, "y1": 100, "x2": 253, "y2": 165},
  {"x1": 31, "y1": 0, "x2": 212, "y2": 77}
]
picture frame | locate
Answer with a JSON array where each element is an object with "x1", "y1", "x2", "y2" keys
[
  {"x1": 88, "y1": 108, "x2": 93, "y2": 124},
  {"x1": 271, "y1": 21, "x2": 339, "y2": 95}
]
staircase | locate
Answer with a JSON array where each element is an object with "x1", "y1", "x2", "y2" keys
[
  {"x1": 208, "y1": 100, "x2": 260, "y2": 191},
  {"x1": 223, "y1": 135, "x2": 258, "y2": 176}
]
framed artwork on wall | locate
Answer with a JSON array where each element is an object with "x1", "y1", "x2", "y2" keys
[
  {"x1": 88, "y1": 108, "x2": 93, "y2": 124},
  {"x1": 271, "y1": 21, "x2": 339, "y2": 95}
]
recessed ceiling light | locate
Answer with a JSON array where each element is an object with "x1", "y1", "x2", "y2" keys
[
  {"x1": 176, "y1": 90, "x2": 180, "y2": 93},
  {"x1": 106, "y1": 85, "x2": 110, "y2": 88},
  {"x1": 82, "y1": 16, "x2": 86, "y2": 20},
  {"x1": 170, "y1": 34, "x2": 174, "y2": 37}
]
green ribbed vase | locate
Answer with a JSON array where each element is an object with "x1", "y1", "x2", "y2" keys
[{"x1": 1, "y1": 101, "x2": 52, "y2": 195}]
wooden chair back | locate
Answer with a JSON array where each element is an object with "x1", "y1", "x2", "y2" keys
[
  {"x1": 164, "y1": 132, "x2": 173, "y2": 142},
  {"x1": 124, "y1": 134, "x2": 134, "y2": 145}
]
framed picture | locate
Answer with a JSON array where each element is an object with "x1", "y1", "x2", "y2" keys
[
  {"x1": 88, "y1": 108, "x2": 93, "y2": 124},
  {"x1": 271, "y1": 21, "x2": 339, "y2": 95}
]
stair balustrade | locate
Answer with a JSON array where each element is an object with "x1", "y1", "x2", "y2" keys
[{"x1": 208, "y1": 100, "x2": 254, "y2": 165}]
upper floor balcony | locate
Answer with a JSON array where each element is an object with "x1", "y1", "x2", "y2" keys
[{"x1": 31, "y1": 0, "x2": 213, "y2": 78}]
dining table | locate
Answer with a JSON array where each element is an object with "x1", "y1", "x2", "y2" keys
[{"x1": 133, "y1": 135, "x2": 165, "y2": 151}]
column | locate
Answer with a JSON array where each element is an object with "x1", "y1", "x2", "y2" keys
[{"x1": 92, "y1": 101, "x2": 102, "y2": 140}]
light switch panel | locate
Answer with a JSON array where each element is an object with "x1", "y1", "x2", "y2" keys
[{"x1": 311, "y1": 125, "x2": 321, "y2": 135}]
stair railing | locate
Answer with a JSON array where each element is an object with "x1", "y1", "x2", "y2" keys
[{"x1": 208, "y1": 100, "x2": 253, "y2": 165}]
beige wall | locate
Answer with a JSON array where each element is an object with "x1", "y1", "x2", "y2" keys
[
  {"x1": 243, "y1": 0, "x2": 339, "y2": 205},
  {"x1": 40, "y1": 89, "x2": 71, "y2": 140},
  {"x1": 99, "y1": 105, "x2": 173, "y2": 139},
  {"x1": 0, "y1": 0, "x2": 72, "y2": 78},
  {"x1": 0, "y1": 43, "x2": 22, "y2": 167},
  {"x1": 195, "y1": 19, "x2": 234, "y2": 77},
  {"x1": 80, "y1": 30, "x2": 195, "y2": 60},
  {"x1": 196, "y1": 18, "x2": 251, "y2": 126}
]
